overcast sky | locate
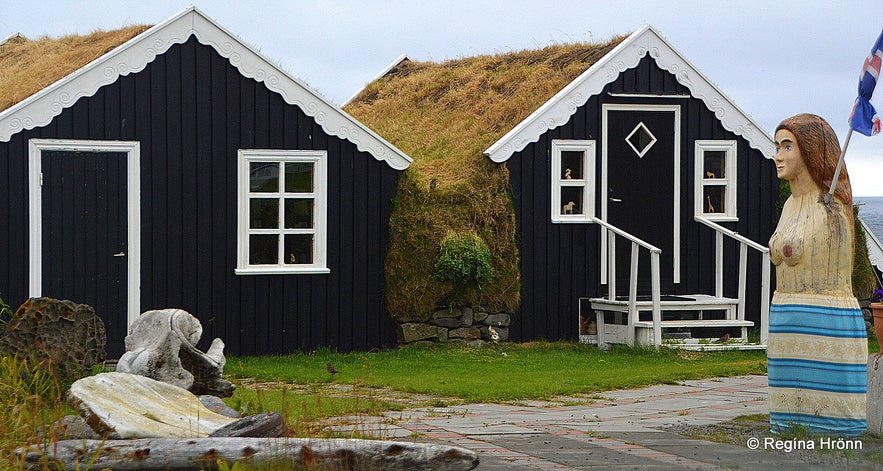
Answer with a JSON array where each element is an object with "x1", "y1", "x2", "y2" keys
[{"x1": 2, "y1": 1, "x2": 882, "y2": 196}]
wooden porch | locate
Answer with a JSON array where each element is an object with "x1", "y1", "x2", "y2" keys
[{"x1": 580, "y1": 217, "x2": 770, "y2": 351}]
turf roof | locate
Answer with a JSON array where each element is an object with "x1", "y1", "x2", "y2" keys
[
  {"x1": 345, "y1": 36, "x2": 627, "y2": 320},
  {"x1": 0, "y1": 25, "x2": 149, "y2": 113}
]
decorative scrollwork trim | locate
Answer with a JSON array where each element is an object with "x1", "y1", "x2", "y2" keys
[
  {"x1": 485, "y1": 25, "x2": 774, "y2": 162},
  {"x1": 0, "y1": 7, "x2": 411, "y2": 170}
]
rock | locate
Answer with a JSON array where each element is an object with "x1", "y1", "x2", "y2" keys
[
  {"x1": 432, "y1": 307, "x2": 461, "y2": 319},
  {"x1": 460, "y1": 307, "x2": 474, "y2": 326},
  {"x1": 398, "y1": 323, "x2": 446, "y2": 343},
  {"x1": 448, "y1": 327, "x2": 481, "y2": 339},
  {"x1": 430, "y1": 317, "x2": 462, "y2": 329},
  {"x1": 0, "y1": 297, "x2": 106, "y2": 382},
  {"x1": 21, "y1": 438, "x2": 480, "y2": 471},
  {"x1": 480, "y1": 326, "x2": 509, "y2": 341},
  {"x1": 116, "y1": 309, "x2": 234, "y2": 397},
  {"x1": 483, "y1": 313, "x2": 511, "y2": 327},
  {"x1": 209, "y1": 411, "x2": 285, "y2": 437},
  {"x1": 67, "y1": 372, "x2": 238, "y2": 438},
  {"x1": 199, "y1": 395, "x2": 241, "y2": 418},
  {"x1": 473, "y1": 311, "x2": 489, "y2": 323},
  {"x1": 49, "y1": 415, "x2": 101, "y2": 440}
]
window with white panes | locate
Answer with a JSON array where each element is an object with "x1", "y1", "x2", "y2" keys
[
  {"x1": 694, "y1": 140, "x2": 737, "y2": 221},
  {"x1": 551, "y1": 140, "x2": 595, "y2": 223},
  {"x1": 236, "y1": 150, "x2": 329, "y2": 274}
]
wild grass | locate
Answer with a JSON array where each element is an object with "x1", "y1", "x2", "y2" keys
[
  {"x1": 344, "y1": 38, "x2": 626, "y2": 321},
  {"x1": 227, "y1": 341, "x2": 768, "y2": 403},
  {"x1": 0, "y1": 25, "x2": 149, "y2": 112},
  {"x1": 0, "y1": 355, "x2": 69, "y2": 470},
  {"x1": 227, "y1": 386, "x2": 404, "y2": 437}
]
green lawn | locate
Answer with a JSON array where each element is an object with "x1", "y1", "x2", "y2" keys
[{"x1": 227, "y1": 341, "x2": 769, "y2": 403}]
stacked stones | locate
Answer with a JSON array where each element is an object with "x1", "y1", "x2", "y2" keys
[{"x1": 396, "y1": 306, "x2": 512, "y2": 345}]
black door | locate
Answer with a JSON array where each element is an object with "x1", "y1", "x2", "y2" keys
[
  {"x1": 606, "y1": 108, "x2": 677, "y2": 295},
  {"x1": 41, "y1": 151, "x2": 128, "y2": 357}
]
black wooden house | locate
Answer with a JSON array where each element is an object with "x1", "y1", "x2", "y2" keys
[
  {"x1": 485, "y1": 26, "x2": 778, "y2": 347},
  {"x1": 0, "y1": 7, "x2": 411, "y2": 356}
]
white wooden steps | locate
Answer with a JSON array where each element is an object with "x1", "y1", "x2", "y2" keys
[{"x1": 586, "y1": 294, "x2": 764, "y2": 351}]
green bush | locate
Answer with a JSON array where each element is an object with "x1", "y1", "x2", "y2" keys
[{"x1": 433, "y1": 231, "x2": 494, "y2": 302}]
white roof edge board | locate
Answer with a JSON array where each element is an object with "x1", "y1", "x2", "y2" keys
[
  {"x1": 0, "y1": 6, "x2": 412, "y2": 170},
  {"x1": 484, "y1": 24, "x2": 775, "y2": 163}
]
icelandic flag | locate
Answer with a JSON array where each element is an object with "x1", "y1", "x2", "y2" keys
[{"x1": 849, "y1": 29, "x2": 883, "y2": 136}]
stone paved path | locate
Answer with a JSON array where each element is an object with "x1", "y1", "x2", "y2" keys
[{"x1": 324, "y1": 375, "x2": 879, "y2": 470}]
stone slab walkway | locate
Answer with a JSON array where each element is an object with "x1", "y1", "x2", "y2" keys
[{"x1": 325, "y1": 375, "x2": 876, "y2": 470}]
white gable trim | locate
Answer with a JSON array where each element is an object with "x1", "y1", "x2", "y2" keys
[
  {"x1": 0, "y1": 7, "x2": 412, "y2": 170},
  {"x1": 484, "y1": 25, "x2": 775, "y2": 163}
]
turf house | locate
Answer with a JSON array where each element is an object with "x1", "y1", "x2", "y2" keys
[
  {"x1": 0, "y1": 7, "x2": 412, "y2": 356},
  {"x1": 346, "y1": 25, "x2": 782, "y2": 348}
]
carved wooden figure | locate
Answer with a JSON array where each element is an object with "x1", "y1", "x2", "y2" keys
[{"x1": 767, "y1": 113, "x2": 866, "y2": 436}]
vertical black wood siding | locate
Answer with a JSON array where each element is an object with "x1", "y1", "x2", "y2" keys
[
  {"x1": 504, "y1": 56, "x2": 778, "y2": 342},
  {"x1": 0, "y1": 37, "x2": 398, "y2": 354}
]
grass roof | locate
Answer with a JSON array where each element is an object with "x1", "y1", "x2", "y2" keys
[
  {"x1": 345, "y1": 36, "x2": 627, "y2": 321},
  {"x1": 0, "y1": 25, "x2": 149, "y2": 113}
]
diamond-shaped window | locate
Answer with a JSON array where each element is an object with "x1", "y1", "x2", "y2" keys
[{"x1": 625, "y1": 122, "x2": 657, "y2": 158}]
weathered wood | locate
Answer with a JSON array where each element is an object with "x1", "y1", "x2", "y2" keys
[
  {"x1": 868, "y1": 353, "x2": 883, "y2": 435},
  {"x1": 17, "y1": 438, "x2": 480, "y2": 471}
]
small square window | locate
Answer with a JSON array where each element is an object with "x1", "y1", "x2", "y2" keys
[
  {"x1": 560, "y1": 187, "x2": 584, "y2": 215},
  {"x1": 551, "y1": 140, "x2": 595, "y2": 223},
  {"x1": 285, "y1": 162, "x2": 314, "y2": 192},
  {"x1": 703, "y1": 185, "x2": 725, "y2": 214},
  {"x1": 250, "y1": 162, "x2": 279, "y2": 192},
  {"x1": 284, "y1": 198, "x2": 313, "y2": 229},
  {"x1": 249, "y1": 198, "x2": 279, "y2": 229},
  {"x1": 561, "y1": 151, "x2": 584, "y2": 180},
  {"x1": 285, "y1": 234, "x2": 314, "y2": 264},
  {"x1": 625, "y1": 122, "x2": 657, "y2": 158},
  {"x1": 237, "y1": 150, "x2": 329, "y2": 275},
  {"x1": 249, "y1": 234, "x2": 278, "y2": 265},
  {"x1": 703, "y1": 151, "x2": 726, "y2": 179},
  {"x1": 695, "y1": 141, "x2": 737, "y2": 220}
]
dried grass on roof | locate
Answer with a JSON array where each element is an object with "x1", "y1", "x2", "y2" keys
[
  {"x1": 346, "y1": 37, "x2": 626, "y2": 321},
  {"x1": 0, "y1": 25, "x2": 149, "y2": 112}
]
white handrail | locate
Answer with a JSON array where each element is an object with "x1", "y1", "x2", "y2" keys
[
  {"x1": 694, "y1": 216, "x2": 771, "y2": 344},
  {"x1": 592, "y1": 217, "x2": 662, "y2": 253},
  {"x1": 593, "y1": 217, "x2": 662, "y2": 347},
  {"x1": 694, "y1": 217, "x2": 768, "y2": 252}
]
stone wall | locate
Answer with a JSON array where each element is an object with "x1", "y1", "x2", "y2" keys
[{"x1": 396, "y1": 306, "x2": 511, "y2": 345}]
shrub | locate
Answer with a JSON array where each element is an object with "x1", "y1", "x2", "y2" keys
[{"x1": 433, "y1": 231, "x2": 494, "y2": 303}]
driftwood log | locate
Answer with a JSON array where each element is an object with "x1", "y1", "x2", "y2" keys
[{"x1": 17, "y1": 437, "x2": 480, "y2": 471}]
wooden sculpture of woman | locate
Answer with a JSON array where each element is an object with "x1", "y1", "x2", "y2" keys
[{"x1": 768, "y1": 113, "x2": 867, "y2": 436}]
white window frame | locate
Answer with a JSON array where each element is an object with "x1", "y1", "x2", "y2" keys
[
  {"x1": 694, "y1": 140, "x2": 737, "y2": 221},
  {"x1": 551, "y1": 139, "x2": 595, "y2": 223},
  {"x1": 236, "y1": 149, "x2": 330, "y2": 275}
]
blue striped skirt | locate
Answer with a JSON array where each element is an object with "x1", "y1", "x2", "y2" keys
[{"x1": 768, "y1": 292, "x2": 867, "y2": 436}]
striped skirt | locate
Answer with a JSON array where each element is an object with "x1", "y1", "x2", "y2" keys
[{"x1": 767, "y1": 292, "x2": 867, "y2": 436}]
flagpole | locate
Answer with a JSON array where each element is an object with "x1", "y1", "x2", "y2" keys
[{"x1": 825, "y1": 128, "x2": 854, "y2": 205}]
